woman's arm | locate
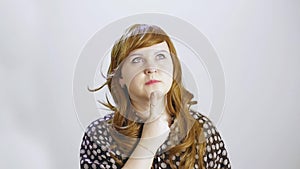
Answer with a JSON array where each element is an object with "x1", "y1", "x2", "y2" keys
[
  {"x1": 80, "y1": 114, "x2": 121, "y2": 169},
  {"x1": 122, "y1": 92, "x2": 170, "y2": 169},
  {"x1": 80, "y1": 132, "x2": 119, "y2": 169},
  {"x1": 121, "y1": 142, "x2": 155, "y2": 169},
  {"x1": 122, "y1": 118, "x2": 170, "y2": 169}
]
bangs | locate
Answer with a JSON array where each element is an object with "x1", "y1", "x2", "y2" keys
[
  {"x1": 123, "y1": 32, "x2": 170, "y2": 57},
  {"x1": 116, "y1": 24, "x2": 171, "y2": 58}
]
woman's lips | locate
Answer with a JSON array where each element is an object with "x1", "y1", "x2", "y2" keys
[{"x1": 145, "y1": 80, "x2": 161, "y2": 85}]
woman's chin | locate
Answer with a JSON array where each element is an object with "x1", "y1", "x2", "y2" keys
[{"x1": 145, "y1": 88, "x2": 169, "y2": 98}]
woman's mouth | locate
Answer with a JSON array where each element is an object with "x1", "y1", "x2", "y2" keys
[{"x1": 145, "y1": 80, "x2": 161, "y2": 85}]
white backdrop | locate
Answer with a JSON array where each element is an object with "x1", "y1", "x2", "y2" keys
[{"x1": 1, "y1": 0, "x2": 300, "y2": 169}]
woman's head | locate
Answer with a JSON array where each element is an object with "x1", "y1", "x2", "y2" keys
[{"x1": 107, "y1": 24, "x2": 184, "y2": 116}]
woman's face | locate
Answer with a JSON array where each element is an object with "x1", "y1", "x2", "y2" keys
[{"x1": 119, "y1": 41, "x2": 174, "y2": 105}]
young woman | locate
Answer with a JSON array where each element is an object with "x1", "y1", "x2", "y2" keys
[{"x1": 80, "y1": 24, "x2": 231, "y2": 169}]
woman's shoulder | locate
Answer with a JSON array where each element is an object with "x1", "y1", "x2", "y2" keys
[
  {"x1": 84, "y1": 113, "x2": 114, "y2": 137},
  {"x1": 189, "y1": 110, "x2": 220, "y2": 138},
  {"x1": 87, "y1": 112, "x2": 114, "y2": 126},
  {"x1": 190, "y1": 110, "x2": 214, "y2": 126},
  {"x1": 80, "y1": 113, "x2": 123, "y2": 169}
]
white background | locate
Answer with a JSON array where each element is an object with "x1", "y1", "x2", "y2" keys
[{"x1": 1, "y1": 0, "x2": 300, "y2": 169}]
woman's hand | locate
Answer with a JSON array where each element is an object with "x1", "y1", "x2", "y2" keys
[
  {"x1": 139, "y1": 91, "x2": 170, "y2": 153},
  {"x1": 122, "y1": 92, "x2": 170, "y2": 168}
]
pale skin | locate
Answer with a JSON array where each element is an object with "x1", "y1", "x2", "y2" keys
[
  {"x1": 119, "y1": 42, "x2": 173, "y2": 169},
  {"x1": 122, "y1": 92, "x2": 170, "y2": 169}
]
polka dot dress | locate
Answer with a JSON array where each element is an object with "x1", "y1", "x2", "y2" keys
[{"x1": 80, "y1": 111, "x2": 231, "y2": 169}]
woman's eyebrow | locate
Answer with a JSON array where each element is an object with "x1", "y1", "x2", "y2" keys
[
  {"x1": 154, "y1": 50, "x2": 169, "y2": 54},
  {"x1": 128, "y1": 53, "x2": 143, "y2": 58},
  {"x1": 128, "y1": 49, "x2": 169, "y2": 58}
]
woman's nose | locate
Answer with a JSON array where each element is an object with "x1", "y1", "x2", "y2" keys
[{"x1": 144, "y1": 67, "x2": 157, "y2": 74}]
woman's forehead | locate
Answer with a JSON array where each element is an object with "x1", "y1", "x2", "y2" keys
[{"x1": 128, "y1": 41, "x2": 170, "y2": 56}]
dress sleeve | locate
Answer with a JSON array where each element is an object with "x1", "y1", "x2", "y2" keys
[
  {"x1": 79, "y1": 118, "x2": 120, "y2": 169},
  {"x1": 201, "y1": 116, "x2": 231, "y2": 169}
]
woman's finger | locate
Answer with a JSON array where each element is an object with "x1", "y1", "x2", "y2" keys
[{"x1": 148, "y1": 91, "x2": 164, "y2": 122}]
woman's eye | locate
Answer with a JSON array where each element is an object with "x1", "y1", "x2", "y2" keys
[
  {"x1": 156, "y1": 54, "x2": 166, "y2": 60},
  {"x1": 132, "y1": 57, "x2": 143, "y2": 63}
]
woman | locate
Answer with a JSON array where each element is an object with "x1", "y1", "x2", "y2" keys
[{"x1": 80, "y1": 24, "x2": 231, "y2": 169}]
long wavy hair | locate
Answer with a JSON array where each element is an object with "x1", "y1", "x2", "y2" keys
[{"x1": 90, "y1": 24, "x2": 206, "y2": 168}]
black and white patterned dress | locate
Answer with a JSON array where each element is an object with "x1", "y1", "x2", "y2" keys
[{"x1": 80, "y1": 111, "x2": 231, "y2": 169}]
